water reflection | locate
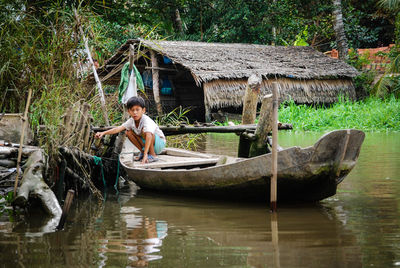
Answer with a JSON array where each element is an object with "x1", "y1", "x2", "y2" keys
[{"x1": 122, "y1": 193, "x2": 362, "y2": 267}]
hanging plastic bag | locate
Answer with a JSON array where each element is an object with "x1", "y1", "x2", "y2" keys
[{"x1": 122, "y1": 69, "x2": 137, "y2": 104}]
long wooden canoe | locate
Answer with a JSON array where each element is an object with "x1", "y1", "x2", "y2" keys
[{"x1": 120, "y1": 129, "x2": 365, "y2": 202}]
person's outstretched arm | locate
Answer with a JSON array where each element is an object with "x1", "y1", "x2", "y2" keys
[{"x1": 95, "y1": 125, "x2": 126, "y2": 139}]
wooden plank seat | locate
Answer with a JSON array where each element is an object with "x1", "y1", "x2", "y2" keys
[
  {"x1": 160, "y1": 147, "x2": 215, "y2": 159},
  {"x1": 134, "y1": 155, "x2": 221, "y2": 169}
]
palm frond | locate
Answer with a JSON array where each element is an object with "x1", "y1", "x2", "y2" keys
[{"x1": 378, "y1": 0, "x2": 400, "y2": 11}]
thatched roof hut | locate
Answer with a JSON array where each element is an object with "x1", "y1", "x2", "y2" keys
[{"x1": 90, "y1": 39, "x2": 358, "y2": 121}]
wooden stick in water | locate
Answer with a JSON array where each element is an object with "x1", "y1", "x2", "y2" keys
[
  {"x1": 271, "y1": 212, "x2": 281, "y2": 268},
  {"x1": 57, "y1": 189, "x2": 75, "y2": 230},
  {"x1": 13, "y1": 87, "x2": 32, "y2": 197},
  {"x1": 270, "y1": 83, "x2": 279, "y2": 212}
]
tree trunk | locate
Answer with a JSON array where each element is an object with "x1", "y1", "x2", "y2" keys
[
  {"x1": 332, "y1": 0, "x2": 348, "y2": 60},
  {"x1": 175, "y1": 8, "x2": 184, "y2": 35},
  {"x1": 272, "y1": 0, "x2": 277, "y2": 45}
]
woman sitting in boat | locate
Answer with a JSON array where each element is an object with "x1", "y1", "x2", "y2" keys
[{"x1": 95, "y1": 96, "x2": 166, "y2": 163}]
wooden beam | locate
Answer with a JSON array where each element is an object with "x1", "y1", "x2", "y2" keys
[
  {"x1": 145, "y1": 66, "x2": 179, "y2": 72},
  {"x1": 93, "y1": 123, "x2": 292, "y2": 135}
]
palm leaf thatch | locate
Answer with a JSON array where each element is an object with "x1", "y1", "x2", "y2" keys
[
  {"x1": 204, "y1": 78, "x2": 355, "y2": 108},
  {"x1": 94, "y1": 39, "x2": 359, "y2": 108}
]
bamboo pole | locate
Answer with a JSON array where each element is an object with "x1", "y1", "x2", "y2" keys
[
  {"x1": 270, "y1": 83, "x2": 279, "y2": 212},
  {"x1": 74, "y1": 9, "x2": 110, "y2": 126},
  {"x1": 150, "y1": 50, "x2": 163, "y2": 116},
  {"x1": 13, "y1": 87, "x2": 32, "y2": 197}
]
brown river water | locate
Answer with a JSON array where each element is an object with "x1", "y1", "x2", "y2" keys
[{"x1": 0, "y1": 131, "x2": 399, "y2": 268}]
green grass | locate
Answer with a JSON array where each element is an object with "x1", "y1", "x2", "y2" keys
[{"x1": 278, "y1": 96, "x2": 400, "y2": 131}]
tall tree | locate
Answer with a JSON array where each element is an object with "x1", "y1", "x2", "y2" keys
[{"x1": 332, "y1": 0, "x2": 348, "y2": 60}]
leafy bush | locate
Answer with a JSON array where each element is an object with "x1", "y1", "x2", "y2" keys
[{"x1": 278, "y1": 96, "x2": 400, "y2": 131}]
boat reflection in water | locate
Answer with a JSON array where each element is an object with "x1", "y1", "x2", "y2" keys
[
  {"x1": 98, "y1": 192, "x2": 362, "y2": 268},
  {"x1": 0, "y1": 190, "x2": 361, "y2": 267}
]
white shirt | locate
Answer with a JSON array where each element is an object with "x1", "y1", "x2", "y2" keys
[{"x1": 122, "y1": 114, "x2": 166, "y2": 141}]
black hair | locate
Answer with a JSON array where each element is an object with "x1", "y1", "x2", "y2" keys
[{"x1": 126, "y1": 96, "x2": 145, "y2": 109}]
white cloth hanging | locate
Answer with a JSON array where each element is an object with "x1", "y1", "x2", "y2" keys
[{"x1": 122, "y1": 69, "x2": 138, "y2": 104}]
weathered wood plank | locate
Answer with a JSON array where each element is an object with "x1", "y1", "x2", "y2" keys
[
  {"x1": 136, "y1": 157, "x2": 220, "y2": 169},
  {"x1": 163, "y1": 147, "x2": 214, "y2": 158}
]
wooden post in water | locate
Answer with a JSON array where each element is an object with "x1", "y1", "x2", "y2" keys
[
  {"x1": 241, "y1": 74, "x2": 262, "y2": 124},
  {"x1": 74, "y1": 9, "x2": 110, "y2": 126},
  {"x1": 150, "y1": 50, "x2": 163, "y2": 116},
  {"x1": 270, "y1": 83, "x2": 279, "y2": 212},
  {"x1": 13, "y1": 87, "x2": 32, "y2": 197},
  {"x1": 271, "y1": 212, "x2": 280, "y2": 268},
  {"x1": 249, "y1": 94, "x2": 273, "y2": 157},
  {"x1": 57, "y1": 189, "x2": 75, "y2": 230},
  {"x1": 238, "y1": 74, "x2": 262, "y2": 158}
]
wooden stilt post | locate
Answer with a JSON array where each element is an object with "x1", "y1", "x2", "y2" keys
[
  {"x1": 241, "y1": 74, "x2": 262, "y2": 124},
  {"x1": 150, "y1": 50, "x2": 163, "y2": 116},
  {"x1": 238, "y1": 74, "x2": 262, "y2": 158},
  {"x1": 57, "y1": 189, "x2": 75, "y2": 230},
  {"x1": 249, "y1": 94, "x2": 273, "y2": 157},
  {"x1": 13, "y1": 87, "x2": 32, "y2": 197},
  {"x1": 270, "y1": 83, "x2": 279, "y2": 212},
  {"x1": 203, "y1": 86, "x2": 211, "y2": 123},
  {"x1": 74, "y1": 9, "x2": 110, "y2": 126}
]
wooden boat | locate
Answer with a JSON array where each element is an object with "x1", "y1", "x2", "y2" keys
[{"x1": 120, "y1": 129, "x2": 365, "y2": 202}]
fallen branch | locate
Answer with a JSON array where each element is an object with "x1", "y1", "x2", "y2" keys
[{"x1": 13, "y1": 150, "x2": 62, "y2": 218}]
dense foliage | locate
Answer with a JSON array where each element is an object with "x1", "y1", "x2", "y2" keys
[
  {"x1": 88, "y1": 0, "x2": 395, "y2": 50},
  {"x1": 278, "y1": 96, "x2": 400, "y2": 131}
]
